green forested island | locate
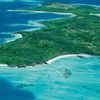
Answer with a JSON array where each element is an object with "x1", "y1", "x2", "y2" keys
[{"x1": 0, "y1": 3, "x2": 100, "y2": 67}]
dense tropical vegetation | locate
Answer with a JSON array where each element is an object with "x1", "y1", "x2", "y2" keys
[{"x1": 0, "y1": 3, "x2": 100, "y2": 67}]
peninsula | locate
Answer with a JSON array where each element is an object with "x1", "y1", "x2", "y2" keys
[{"x1": 0, "y1": 3, "x2": 100, "y2": 67}]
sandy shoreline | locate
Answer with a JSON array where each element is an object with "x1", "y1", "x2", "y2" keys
[
  {"x1": 9, "y1": 34, "x2": 22, "y2": 43},
  {"x1": 0, "y1": 54, "x2": 92, "y2": 68},
  {"x1": 90, "y1": 13, "x2": 100, "y2": 17},
  {"x1": 3, "y1": 10, "x2": 75, "y2": 44},
  {"x1": 47, "y1": 54, "x2": 92, "y2": 64},
  {"x1": 5, "y1": 9, "x2": 75, "y2": 44},
  {"x1": 1, "y1": 33, "x2": 22, "y2": 44},
  {"x1": 0, "y1": 7, "x2": 97, "y2": 68},
  {"x1": 7, "y1": 9, "x2": 75, "y2": 16}
]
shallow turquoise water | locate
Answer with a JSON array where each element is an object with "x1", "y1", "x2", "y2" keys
[{"x1": 0, "y1": 55, "x2": 100, "y2": 100}]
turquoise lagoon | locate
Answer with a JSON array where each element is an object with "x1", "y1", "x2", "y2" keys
[{"x1": 0, "y1": 55, "x2": 100, "y2": 100}]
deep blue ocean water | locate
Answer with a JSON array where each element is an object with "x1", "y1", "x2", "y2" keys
[
  {"x1": 0, "y1": 77, "x2": 34, "y2": 100},
  {"x1": 0, "y1": 0, "x2": 100, "y2": 100},
  {"x1": 0, "y1": 1, "x2": 70, "y2": 43}
]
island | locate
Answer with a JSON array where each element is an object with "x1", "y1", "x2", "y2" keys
[{"x1": 0, "y1": 3, "x2": 100, "y2": 67}]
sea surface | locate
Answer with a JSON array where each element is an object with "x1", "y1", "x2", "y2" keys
[
  {"x1": 0, "y1": 0, "x2": 100, "y2": 100},
  {"x1": 0, "y1": 55, "x2": 100, "y2": 100}
]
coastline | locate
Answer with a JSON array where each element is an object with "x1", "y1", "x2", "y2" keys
[
  {"x1": 0, "y1": 54, "x2": 93, "y2": 68},
  {"x1": 4, "y1": 10, "x2": 75, "y2": 43},
  {"x1": 90, "y1": 13, "x2": 100, "y2": 17},
  {"x1": 0, "y1": 32, "x2": 23, "y2": 44},
  {"x1": 6, "y1": 33, "x2": 22, "y2": 43},
  {"x1": 7, "y1": 9, "x2": 75, "y2": 16},
  {"x1": 0, "y1": 3, "x2": 100, "y2": 67},
  {"x1": 47, "y1": 54, "x2": 92, "y2": 64}
]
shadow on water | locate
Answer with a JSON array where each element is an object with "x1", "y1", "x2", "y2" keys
[{"x1": 0, "y1": 77, "x2": 34, "y2": 100}]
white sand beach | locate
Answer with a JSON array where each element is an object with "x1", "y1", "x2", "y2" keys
[{"x1": 47, "y1": 54, "x2": 92, "y2": 64}]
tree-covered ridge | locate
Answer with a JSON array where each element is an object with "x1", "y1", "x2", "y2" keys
[{"x1": 0, "y1": 3, "x2": 100, "y2": 67}]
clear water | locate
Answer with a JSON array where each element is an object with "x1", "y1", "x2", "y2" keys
[
  {"x1": 0, "y1": 56, "x2": 100, "y2": 100},
  {"x1": 0, "y1": 0, "x2": 100, "y2": 100}
]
